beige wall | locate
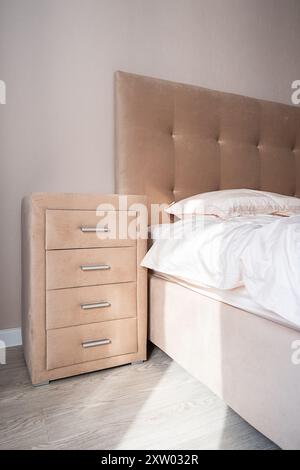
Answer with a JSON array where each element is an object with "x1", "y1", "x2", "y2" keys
[{"x1": 0, "y1": 0, "x2": 300, "y2": 330}]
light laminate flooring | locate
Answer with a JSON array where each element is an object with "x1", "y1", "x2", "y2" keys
[{"x1": 0, "y1": 345, "x2": 278, "y2": 450}]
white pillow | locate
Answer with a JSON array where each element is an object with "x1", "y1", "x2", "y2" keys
[{"x1": 165, "y1": 189, "x2": 300, "y2": 219}]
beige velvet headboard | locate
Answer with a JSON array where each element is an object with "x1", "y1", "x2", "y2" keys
[{"x1": 115, "y1": 71, "x2": 300, "y2": 206}]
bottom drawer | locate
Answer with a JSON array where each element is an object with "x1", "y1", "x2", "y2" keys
[{"x1": 47, "y1": 318, "x2": 137, "y2": 370}]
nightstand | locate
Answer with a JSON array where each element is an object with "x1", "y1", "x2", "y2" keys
[{"x1": 21, "y1": 193, "x2": 147, "y2": 385}]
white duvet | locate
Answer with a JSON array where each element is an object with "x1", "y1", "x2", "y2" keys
[{"x1": 141, "y1": 215, "x2": 300, "y2": 326}]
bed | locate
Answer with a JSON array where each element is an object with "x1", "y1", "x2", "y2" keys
[{"x1": 115, "y1": 71, "x2": 300, "y2": 450}]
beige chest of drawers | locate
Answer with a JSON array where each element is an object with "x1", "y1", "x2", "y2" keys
[{"x1": 21, "y1": 193, "x2": 147, "y2": 385}]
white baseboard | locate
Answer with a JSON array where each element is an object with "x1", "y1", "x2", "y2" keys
[{"x1": 0, "y1": 328, "x2": 22, "y2": 347}]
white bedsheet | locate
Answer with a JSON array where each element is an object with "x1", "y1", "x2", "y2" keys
[
  {"x1": 153, "y1": 272, "x2": 300, "y2": 331},
  {"x1": 141, "y1": 215, "x2": 300, "y2": 326}
]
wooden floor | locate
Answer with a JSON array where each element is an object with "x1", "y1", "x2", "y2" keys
[{"x1": 0, "y1": 345, "x2": 278, "y2": 450}]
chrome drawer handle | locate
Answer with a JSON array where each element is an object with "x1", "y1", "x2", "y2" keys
[
  {"x1": 80, "y1": 226, "x2": 110, "y2": 233},
  {"x1": 82, "y1": 339, "x2": 111, "y2": 348},
  {"x1": 81, "y1": 301, "x2": 111, "y2": 310},
  {"x1": 80, "y1": 264, "x2": 111, "y2": 272}
]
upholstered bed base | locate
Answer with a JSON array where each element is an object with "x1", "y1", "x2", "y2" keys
[{"x1": 149, "y1": 275, "x2": 300, "y2": 450}]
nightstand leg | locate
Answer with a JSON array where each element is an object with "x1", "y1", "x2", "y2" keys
[{"x1": 33, "y1": 380, "x2": 50, "y2": 387}]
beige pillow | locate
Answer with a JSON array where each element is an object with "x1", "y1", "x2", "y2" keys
[{"x1": 165, "y1": 189, "x2": 300, "y2": 219}]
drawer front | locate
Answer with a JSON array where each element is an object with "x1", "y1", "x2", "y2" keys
[
  {"x1": 46, "y1": 247, "x2": 136, "y2": 290},
  {"x1": 46, "y1": 210, "x2": 137, "y2": 249},
  {"x1": 46, "y1": 282, "x2": 136, "y2": 329},
  {"x1": 47, "y1": 318, "x2": 137, "y2": 370}
]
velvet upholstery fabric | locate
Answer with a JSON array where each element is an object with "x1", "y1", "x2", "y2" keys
[{"x1": 115, "y1": 71, "x2": 300, "y2": 207}]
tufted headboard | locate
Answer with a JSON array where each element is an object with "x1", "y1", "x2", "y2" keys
[{"x1": 115, "y1": 71, "x2": 300, "y2": 207}]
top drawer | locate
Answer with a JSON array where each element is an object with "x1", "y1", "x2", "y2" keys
[{"x1": 46, "y1": 210, "x2": 136, "y2": 249}]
